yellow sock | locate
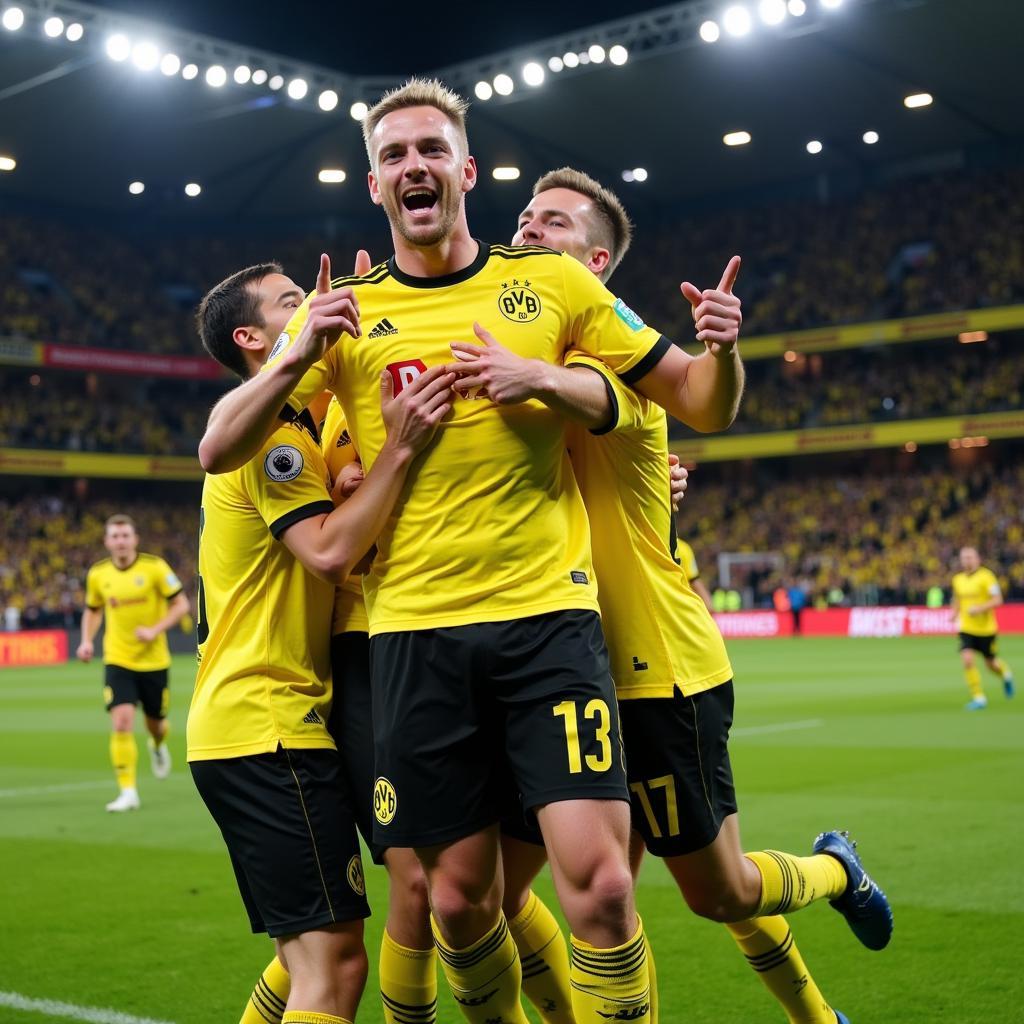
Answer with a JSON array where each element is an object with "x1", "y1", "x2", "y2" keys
[
  {"x1": 644, "y1": 930, "x2": 658, "y2": 1024},
  {"x1": 991, "y1": 657, "x2": 1012, "y2": 680},
  {"x1": 746, "y1": 851, "x2": 847, "y2": 916},
  {"x1": 964, "y1": 665, "x2": 984, "y2": 699},
  {"x1": 432, "y1": 913, "x2": 529, "y2": 1024},
  {"x1": 380, "y1": 928, "x2": 437, "y2": 1024},
  {"x1": 727, "y1": 917, "x2": 835, "y2": 1024},
  {"x1": 569, "y1": 919, "x2": 650, "y2": 1023},
  {"x1": 110, "y1": 732, "x2": 137, "y2": 790},
  {"x1": 240, "y1": 956, "x2": 290, "y2": 1024},
  {"x1": 507, "y1": 890, "x2": 575, "y2": 1024},
  {"x1": 280, "y1": 1015, "x2": 351, "y2": 1024}
]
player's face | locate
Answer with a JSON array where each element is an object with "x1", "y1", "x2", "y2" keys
[
  {"x1": 104, "y1": 524, "x2": 138, "y2": 561},
  {"x1": 960, "y1": 547, "x2": 980, "y2": 572},
  {"x1": 513, "y1": 188, "x2": 608, "y2": 277},
  {"x1": 251, "y1": 274, "x2": 305, "y2": 345},
  {"x1": 368, "y1": 106, "x2": 476, "y2": 247}
]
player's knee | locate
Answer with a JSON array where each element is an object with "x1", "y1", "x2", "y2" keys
[
  {"x1": 429, "y1": 874, "x2": 502, "y2": 937},
  {"x1": 390, "y1": 860, "x2": 431, "y2": 921},
  {"x1": 681, "y1": 875, "x2": 757, "y2": 923},
  {"x1": 289, "y1": 930, "x2": 368, "y2": 1005},
  {"x1": 571, "y1": 859, "x2": 635, "y2": 933}
]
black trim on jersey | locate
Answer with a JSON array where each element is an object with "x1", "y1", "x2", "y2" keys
[
  {"x1": 387, "y1": 240, "x2": 491, "y2": 288},
  {"x1": 111, "y1": 555, "x2": 141, "y2": 573},
  {"x1": 620, "y1": 334, "x2": 673, "y2": 385},
  {"x1": 296, "y1": 408, "x2": 321, "y2": 446},
  {"x1": 269, "y1": 500, "x2": 335, "y2": 540},
  {"x1": 278, "y1": 404, "x2": 299, "y2": 424},
  {"x1": 490, "y1": 243, "x2": 561, "y2": 260},
  {"x1": 570, "y1": 363, "x2": 619, "y2": 436},
  {"x1": 330, "y1": 263, "x2": 391, "y2": 289},
  {"x1": 165, "y1": 588, "x2": 184, "y2": 601},
  {"x1": 86, "y1": 604, "x2": 103, "y2": 611}
]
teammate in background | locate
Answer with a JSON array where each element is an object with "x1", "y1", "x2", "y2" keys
[
  {"x1": 455, "y1": 167, "x2": 891, "y2": 1024},
  {"x1": 676, "y1": 537, "x2": 714, "y2": 613},
  {"x1": 190, "y1": 262, "x2": 452, "y2": 1024},
  {"x1": 77, "y1": 514, "x2": 189, "y2": 812},
  {"x1": 951, "y1": 546, "x2": 1014, "y2": 710}
]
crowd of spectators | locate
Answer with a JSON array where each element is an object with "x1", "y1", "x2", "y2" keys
[
  {"x1": 678, "y1": 461, "x2": 1024, "y2": 607},
  {"x1": 2, "y1": 165, "x2": 1022, "y2": 355}
]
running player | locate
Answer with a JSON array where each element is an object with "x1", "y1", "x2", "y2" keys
[
  {"x1": 190, "y1": 261, "x2": 453, "y2": 1024},
  {"x1": 950, "y1": 545, "x2": 1014, "y2": 710},
  {"x1": 77, "y1": 514, "x2": 189, "y2": 812},
  {"x1": 198, "y1": 78, "x2": 745, "y2": 1024}
]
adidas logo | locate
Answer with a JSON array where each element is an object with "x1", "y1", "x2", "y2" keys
[
  {"x1": 302, "y1": 708, "x2": 323, "y2": 725},
  {"x1": 368, "y1": 318, "x2": 399, "y2": 338}
]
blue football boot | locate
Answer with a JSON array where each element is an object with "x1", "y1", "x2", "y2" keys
[
  {"x1": 834, "y1": 1012, "x2": 851, "y2": 1024},
  {"x1": 813, "y1": 830, "x2": 893, "y2": 950},
  {"x1": 965, "y1": 696, "x2": 988, "y2": 710},
  {"x1": 1004, "y1": 674, "x2": 1015, "y2": 699}
]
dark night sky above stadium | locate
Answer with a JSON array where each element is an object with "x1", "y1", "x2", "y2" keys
[{"x1": 85, "y1": 0, "x2": 649, "y2": 74}]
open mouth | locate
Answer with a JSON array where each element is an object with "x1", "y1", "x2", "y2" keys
[{"x1": 402, "y1": 187, "x2": 438, "y2": 215}]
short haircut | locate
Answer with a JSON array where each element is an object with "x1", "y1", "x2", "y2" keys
[
  {"x1": 195, "y1": 262, "x2": 283, "y2": 380},
  {"x1": 363, "y1": 78, "x2": 469, "y2": 165},
  {"x1": 105, "y1": 514, "x2": 136, "y2": 532},
  {"x1": 532, "y1": 167, "x2": 633, "y2": 281}
]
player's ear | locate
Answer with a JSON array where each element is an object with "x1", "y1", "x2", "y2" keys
[
  {"x1": 588, "y1": 247, "x2": 611, "y2": 277},
  {"x1": 461, "y1": 154, "x2": 478, "y2": 194},
  {"x1": 368, "y1": 169, "x2": 383, "y2": 207},
  {"x1": 231, "y1": 325, "x2": 263, "y2": 353}
]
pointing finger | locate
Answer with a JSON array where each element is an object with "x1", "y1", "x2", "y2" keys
[
  {"x1": 717, "y1": 255, "x2": 741, "y2": 294},
  {"x1": 316, "y1": 253, "x2": 331, "y2": 294}
]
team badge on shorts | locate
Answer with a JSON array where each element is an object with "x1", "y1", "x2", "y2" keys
[
  {"x1": 346, "y1": 854, "x2": 365, "y2": 896},
  {"x1": 373, "y1": 777, "x2": 397, "y2": 825},
  {"x1": 264, "y1": 445, "x2": 303, "y2": 482}
]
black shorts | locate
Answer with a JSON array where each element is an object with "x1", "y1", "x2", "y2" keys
[
  {"x1": 104, "y1": 664, "x2": 169, "y2": 719},
  {"x1": 329, "y1": 631, "x2": 388, "y2": 865},
  {"x1": 619, "y1": 682, "x2": 738, "y2": 858},
  {"x1": 370, "y1": 610, "x2": 628, "y2": 849},
  {"x1": 959, "y1": 632, "x2": 998, "y2": 659},
  {"x1": 190, "y1": 747, "x2": 370, "y2": 938}
]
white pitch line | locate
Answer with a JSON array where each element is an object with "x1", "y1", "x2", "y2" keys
[
  {"x1": 0, "y1": 780, "x2": 114, "y2": 799},
  {"x1": 0, "y1": 991, "x2": 175, "y2": 1024},
  {"x1": 732, "y1": 718, "x2": 823, "y2": 738}
]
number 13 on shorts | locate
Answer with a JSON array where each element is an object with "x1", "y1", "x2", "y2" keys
[{"x1": 553, "y1": 698, "x2": 613, "y2": 773}]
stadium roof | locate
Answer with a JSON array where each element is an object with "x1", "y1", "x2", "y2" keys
[{"x1": 0, "y1": 0, "x2": 1021, "y2": 226}]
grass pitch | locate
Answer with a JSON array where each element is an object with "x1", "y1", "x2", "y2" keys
[{"x1": 1, "y1": 637, "x2": 1021, "y2": 1023}]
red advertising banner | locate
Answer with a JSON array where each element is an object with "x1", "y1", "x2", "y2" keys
[
  {"x1": 0, "y1": 630, "x2": 68, "y2": 667},
  {"x1": 43, "y1": 344, "x2": 223, "y2": 380},
  {"x1": 714, "y1": 604, "x2": 1024, "y2": 638}
]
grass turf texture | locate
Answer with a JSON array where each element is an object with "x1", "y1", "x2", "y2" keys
[{"x1": 1, "y1": 637, "x2": 1021, "y2": 1023}]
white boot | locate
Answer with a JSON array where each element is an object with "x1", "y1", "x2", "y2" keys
[
  {"x1": 106, "y1": 788, "x2": 141, "y2": 812},
  {"x1": 148, "y1": 737, "x2": 172, "y2": 779}
]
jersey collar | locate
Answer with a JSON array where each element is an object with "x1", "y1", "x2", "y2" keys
[{"x1": 387, "y1": 240, "x2": 490, "y2": 289}]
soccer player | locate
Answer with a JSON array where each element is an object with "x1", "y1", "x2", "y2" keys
[
  {"x1": 199, "y1": 79, "x2": 745, "y2": 1024},
  {"x1": 676, "y1": 537, "x2": 714, "y2": 613},
  {"x1": 190, "y1": 262, "x2": 453, "y2": 1024},
  {"x1": 77, "y1": 514, "x2": 189, "y2": 812},
  {"x1": 950, "y1": 546, "x2": 1015, "y2": 710},
  {"x1": 454, "y1": 167, "x2": 892, "y2": 1024}
]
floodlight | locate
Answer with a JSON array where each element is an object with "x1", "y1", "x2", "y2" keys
[
  {"x1": 699, "y1": 20, "x2": 721, "y2": 42},
  {"x1": 492, "y1": 167, "x2": 521, "y2": 181},
  {"x1": 160, "y1": 53, "x2": 181, "y2": 76},
  {"x1": 493, "y1": 73, "x2": 514, "y2": 95},
  {"x1": 608, "y1": 45, "x2": 628, "y2": 65},
  {"x1": 105, "y1": 33, "x2": 131, "y2": 61},
  {"x1": 2, "y1": 7, "x2": 24, "y2": 31},
  {"x1": 44, "y1": 16, "x2": 64, "y2": 37},
  {"x1": 319, "y1": 169, "x2": 346, "y2": 183},
  {"x1": 128, "y1": 181, "x2": 145, "y2": 195},
  {"x1": 318, "y1": 89, "x2": 338, "y2": 111},
  {"x1": 522, "y1": 62, "x2": 545, "y2": 87},
  {"x1": 724, "y1": 131, "x2": 752, "y2": 146},
  {"x1": 349, "y1": 101, "x2": 368, "y2": 120},
  {"x1": 234, "y1": 65, "x2": 251, "y2": 84},
  {"x1": 287, "y1": 78, "x2": 308, "y2": 100},
  {"x1": 184, "y1": 183, "x2": 201, "y2": 197}
]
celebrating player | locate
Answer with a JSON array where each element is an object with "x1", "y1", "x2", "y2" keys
[
  {"x1": 950, "y1": 546, "x2": 1015, "y2": 710},
  {"x1": 77, "y1": 514, "x2": 189, "y2": 812}
]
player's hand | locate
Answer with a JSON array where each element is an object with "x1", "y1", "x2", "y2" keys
[
  {"x1": 288, "y1": 254, "x2": 361, "y2": 368},
  {"x1": 680, "y1": 256, "x2": 742, "y2": 358},
  {"x1": 668, "y1": 453, "x2": 689, "y2": 512},
  {"x1": 446, "y1": 322, "x2": 546, "y2": 404},
  {"x1": 354, "y1": 249, "x2": 373, "y2": 276},
  {"x1": 331, "y1": 459, "x2": 365, "y2": 504},
  {"x1": 76, "y1": 640, "x2": 93, "y2": 662},
  {"x1": 380, "y1": 365, "x2": 455, "y2": 459},
  {"x1": 134, "y1": 625, "x2": 159, "y2": 643},
  {"x1": 967, "y1": 605, "x2": 983, "y2": 615}
]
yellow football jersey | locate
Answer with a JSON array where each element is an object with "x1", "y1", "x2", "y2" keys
[
  {"x1": 269, "y1": 243, "x2": 670, "y2": 635},
  {"x1": 322, "y1": 397, "x2": 370, "y2": 636},
  {"x1": 952, "y1": 567, "x2": 1001, "y2": 636},
  {"x1": 676, "y1": 539, "x2": 700, "y2": 584},
  {"x1": 85, "y1": 553, "x2": 182, "y2": 672},
  {"x1": 188, "y1": 416, "x2": 337, "y2": 761},
  {"x1": 565, "y1": 353, "x2": 733, "y2": 699}
]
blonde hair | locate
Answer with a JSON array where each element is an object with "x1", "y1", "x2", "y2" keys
[
  {"x1": 363, "y1": 78, "x2": 469, "y2": 164},
  {"x1": 533, "y1": 167, "x2": 633, "y2": 281},
  {"x1": 105, "y1": 514, "x2": 137, "y2": 532}
]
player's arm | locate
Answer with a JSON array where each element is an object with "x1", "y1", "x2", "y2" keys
[
  {"x1": 76, "y1": 605, "x2": 103, "y2": 662},
  {"x1": 134, "y1": 592, "x2": 191, "y2": 644},
  {"x1": 198, "y1": 255, "x2": 360, "y2": 474},
  {"x1": 691, "y1": 577, "x2": 714, "y2": 613},
  {"x1": 949, "y1": 592, "x2": 960, "y2": 623},
  {"x1": 968, "y1": 582, "x2": 1004, "y2": 615},
  {"x1": 279, "y1": 367, "x2": 454, "y2": 584}
]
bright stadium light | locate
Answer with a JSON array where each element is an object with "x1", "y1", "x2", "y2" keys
[
  {"x1": 159, "y1": 53, "x2": 180, "y2": 75},
  {"x1": 105, "y1": 33, "x2": 131, "y2": 61},
  {"x1": 699, "y1": 20, "x2": 721, "y2": 42},
  {"x1": 632, "y1": 167, "x2": 648, "y2": 182},
  {"x1": 588, "y1": 44, "x2": 606, "y2": 63},
  {"x1": 806, "y1": 139, "x2": 823, "y2": 154},
  {"x1": 904, "y1": 92, "x2": 933, "y2": 108},
  {"x1": 862, "y1": 129, "x2": 879, "y2": 144},
  {"x1": 318, "y1": 169, "x2": 346, "y2": 183},
  {"x1": 287, "y1": 78, "x2": 308, "y2": 99},
  {"x1": 724, "y1": 130, "x2": 752, "y2": 146},
  {"x1": 522, "y1": 62, "x2": 545, "y2": 87},
  {"x1": 758, "y1": 0, "x2": 787, "y2": 25},
  {"x1": 563, "y1": 51, "x2": 579, "y2": 68},
  {"x1": 577, "y1": 51, "x2": 591, "y2": 64},
  {"x1": 723, "y1": 6, "x2": 753, "y2": 37},
  {"x1": 548, "y1": 56, "x2": 564, "y2": 72},
  {"x1": 474, "y1": 80, "x2": 493, "y2": 100},
  {"x1": 251, "y1": 69, "x2": 268, "y2": 85},
  {"x1": 268, "y1": 74, "x2": 284, "y2": 90},
  {"x1": 44, "y1": 16, "x2": 64, "y2": 37},
  {"x1": 609, "y1": 44, "x2": 629, "y2": 65},
  {"x1": 184, "y1": 182, "x2": 201, "y2": 197},
  {"x1": 788, "y1": 0, "x2": 807, "y2": 14},
  {"x1": 205, "y1": 64, "x2": 227, "y2": 87},
  {"x1": 65, "y1": 22, "x2": 84, "y2": 41},
  {"x1": 128, "y1": 181, "x2": 145, "y2": 195},
  {"x1": 318, "y1": 89, "x2": 338, "y2": 111},
  {"x1": 0, "y1": 155, "x2": 17, "y2": 171},
  {"x1": 349, "y1": 100, "x2": 368, "y2": 120},
  {"x1": 493, "y1": 73, "x2": 514, "y2": 95},
  {"x1": 234, "y1": 65, "x2": 251, "y2": 84},
  {"x1": 622, "y1": 169, "x2": 635, "y2": 182},
  {"x1": 492, "y1": 167, "x2": 521, "y2": 181},
  {"x1": 181, "y1": 63, "x2": 198, "y2": 80},
  {"x1": 131, "y1": 41, "x2": 159, "y2": 71},
  {"x1": 821, "y1": 0, "x2": 843, "y2": 8},
  {"x1": 2, "y1": 7, "x2": 24, "y2": 31}
]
